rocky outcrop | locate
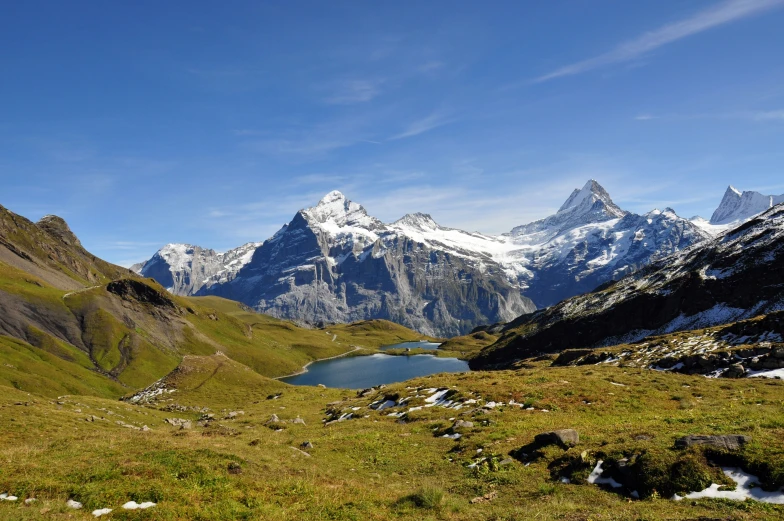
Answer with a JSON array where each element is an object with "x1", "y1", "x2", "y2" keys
[{"x1": 675, "y1": 435, "x2": 751, "y2": 451}]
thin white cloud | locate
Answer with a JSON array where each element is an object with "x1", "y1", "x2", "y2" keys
[
  {"x1": 324, "y1": 79, "x2": 384, "y2": 105},
  {"x1": 635, "y1": 114, "x2": 659, "y2": 121},
  {"x1": 535, "y1": 0, "x2": 784, "y2": 83},
  {"x1": 388, "y1": 111, "x2": 455, "y2": 140},
  {"x1": 750, "y1": 110, "x2": 784, "y2": 121}
]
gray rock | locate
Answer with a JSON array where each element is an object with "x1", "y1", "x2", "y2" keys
[
  {"x1": 292, "y1": 417, "x2": 306, "y2": 425},
  {"x1": 724, "y1": 363, "x2": 746, "y2": 378},
  {"x1": 534, "y1": 429, "x2": 579, "y2": 448},
  {"x1": 452, "y1": 420, "x2": 474, "y2": 430},
  {"x1": 675, "y1": 435, "x2": 751, "y2": 451},
  {"x1": 301, "y1": 441, "x2": 314, "y2": 450}
]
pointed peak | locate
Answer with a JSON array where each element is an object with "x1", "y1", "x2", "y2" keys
[
  {"x1": 726, "y1": 185, "x2": 742, "y2": 197},
  {"x1": 557, "y1": 179, "x2": 617, "y2": 214},
  {"x1": 394, "y1": 212, "x2": 439, "y2": 229},
  {"x1": 318, "y1": 190, "x2": 347, "y2": 206}
]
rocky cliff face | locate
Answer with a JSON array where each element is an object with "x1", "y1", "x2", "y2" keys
[
  {"x1": 201, "y1": 192, "x2": 533, "y2": 337},
  {"x1": 132, "y1": 242, "x2": 261, "y2": 295}
]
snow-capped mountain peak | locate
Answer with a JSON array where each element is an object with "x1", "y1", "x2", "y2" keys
[
  {"x1": 510, "y1": 179, "x2": 627, "y2": 241},
  {"x1": 557, "y1": 179, "x2": 621, "y2": 216},
  {"x1": 393, "y1": 212, "x2": 439, "y2": 230},
  {"x1": 303, "y1": 191, "x2": 382, "y2": 233},
  {"x1": 709, "y1": 185, "x2": 783, "y2": 225}
]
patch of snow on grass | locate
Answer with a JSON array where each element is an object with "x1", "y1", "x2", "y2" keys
[
  {"x1": 122, "y1": 501, "x2": 157, "y2": 510},
  {"x1": 685, "y1": 467, "x2": 784, "y2": 504},
  {"x1": 587, "y1": 461, "x2": 623, "y2": 488}
]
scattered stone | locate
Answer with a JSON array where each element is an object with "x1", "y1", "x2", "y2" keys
[
  {"x1": 675, "y1": 435, "x2": 751, "y2": 451},
  {"x1": 301, "y1": 441, "x2": 314, "y2": 450},
  {"x1": 141, "y1": 425, "x2": 151, "y2": 432},
  {"x1": 452, "y1": 420, "x2": 474, "y2": 430},
  {"x1": 92, "y1": 508, "x2": 113, "y2": 517},
  {"x1": 0, "y1": 494, "x2": 18, "y2": 501},
  {"x1": 164, "y1": 418, "x2": 192, "y2": 428},
  {"x1": 266, "y1": 414, "x2": 281, "y2": 424},
  {"x1": 289, "y1": 446, "x2": 312, "y2": 457},
  {"x1": 724, "y1": 363, "x2": 746, "y2": 378},
  {"x1": 199, "y1": 413, "x2": 215, "y2": 421},
  {"x1": 470, "y1": 490, "x2": 498, "y2": 504},
  {"x1": 535, "y1": 429, "x2": 579, "y2": 449},
  {"x1": 292, "y1": 417, "x2": 306, "y2": 425},
  {"x1": 67, "y1": 499, "x2": 83, "y2": 509},
  {"x1": 498, "y1": 458, "x2": 515, "y2": 467},
  {"x1": 227, "y1": 462, "x2": 242, "y2": 474},
  {"x1": 24, "y1": 498, "x2": 37, "y2": 505},
  {"x1": 317, "y1": 384, "x2": 327, "y2": 389}
]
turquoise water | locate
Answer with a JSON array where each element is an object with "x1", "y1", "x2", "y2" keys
[
  {"x1": 378, "y1": 341, "x2": 442, "y2": 351},
  {"x1": 281, "y1": 352, "x2": 469, "y2": 389}
]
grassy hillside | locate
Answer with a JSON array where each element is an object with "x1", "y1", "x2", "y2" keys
[
  {"x1": 0, "y1": 359, "x2": 782, "y2": 520},
  {"x1": 0, "y1": 203, "x2": 435, "y2": 400}
]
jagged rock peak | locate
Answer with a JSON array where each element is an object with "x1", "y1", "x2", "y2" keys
[
  {"x1": 710, "y1": 185, "x2": 784, "y2": 225},
  {"x1": 394, "y1": 212, "x2": 439, "y2": 230},
  {"x1": 303, "y1": 190, "x2": 381, "y2": 230},
  {"x1": 557, "y1": 179, "x2": 625, "y2": 218},
  {"x1": 37, "y1": 215, "x2": 82, "y2": 248}
]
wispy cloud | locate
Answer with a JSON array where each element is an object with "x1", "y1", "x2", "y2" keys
[
  {"x1": 634, "y1": 109, "x2": 784, "y2": 122},
  {"x1": 323, "y1": 79, "x2": 385, "y2": 105},
  {"x1": 749, "y1": 110, "x2": 784, "y2": 121},
  {"x1": 388, "y1": 111, "x2": 455, "y2": 140},
  {"x1": 534, "y1": 0, "x2": 784, "y2": 83}
]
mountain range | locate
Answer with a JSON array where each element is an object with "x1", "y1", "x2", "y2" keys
[
  {"x1": 471, "y1": 199, "x2": 784, "y2": 370},
  {"x1": 134, "y1": 180, "x2": 773, "y2": 337}
]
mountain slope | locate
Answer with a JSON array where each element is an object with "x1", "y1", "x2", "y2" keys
[{"x1": 471, "y1": 202, "x2": 784, "y2": 369}]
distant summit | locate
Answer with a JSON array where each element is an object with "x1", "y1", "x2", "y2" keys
[{"x1": 710, "y1": 185, "x2": 784, "y2": 225}]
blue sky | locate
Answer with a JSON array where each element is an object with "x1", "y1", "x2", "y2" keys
[{"x1": 2, "y1": 0, "x2": 783, "y2": 266}]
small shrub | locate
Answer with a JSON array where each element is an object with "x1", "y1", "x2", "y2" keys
[{"x1": 408, "y1": 486, "x2": 444, "y2": 510}]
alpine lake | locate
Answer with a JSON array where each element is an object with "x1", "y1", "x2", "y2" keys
[{"x1": 281, "y1": 341, "x2": 469, "y2": 389}]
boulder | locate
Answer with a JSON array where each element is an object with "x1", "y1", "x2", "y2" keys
[
  {"x1": 675, "y1": 434, "x2": 751, "y2": 451},
  {"x1": 452, "y1": 420, "x2": 474, "y2": 430},
  {"x1": 534, "y1": 429, "x2": 579, "y2": 449},
  {"x1": 724, "y1": 363, "x2": 746, "y2": 378}
]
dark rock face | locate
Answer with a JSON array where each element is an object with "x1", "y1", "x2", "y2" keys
[
  {"x1": 534, "y1": 429, "x2": 579, "y2": 449},
  {"x1": 107, "y1": 279, "x2": 178, "y2": 310},
  {"x1": 675, "y1": 435, "x2": 751, "y2": 451},
  {"x1": 472, "y1": 205, "x2": 784, "y2": 369}
]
